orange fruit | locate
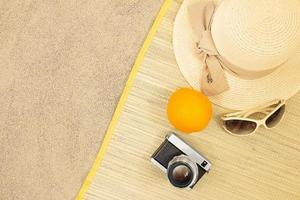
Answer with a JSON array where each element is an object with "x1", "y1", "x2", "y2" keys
[{"x1": 167, "y1": 88, "x2": 212, "y2": 133}]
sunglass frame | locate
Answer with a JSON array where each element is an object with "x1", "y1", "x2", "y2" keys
[{"x1": 221, "y1": 99, "x2": 286, "y2": 136}]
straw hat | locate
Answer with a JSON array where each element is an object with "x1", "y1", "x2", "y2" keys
[{"x1": 173, "y1": 0, "x2": 300, "y2": 110}]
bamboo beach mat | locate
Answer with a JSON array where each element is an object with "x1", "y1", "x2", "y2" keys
[{"x1": 79, "y1": 0, "x2": 300, "y2": 199}]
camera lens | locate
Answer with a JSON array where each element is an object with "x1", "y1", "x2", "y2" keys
[
  {"x1": 168, "y1": 163, "x2": 193, "y2": 188},
  {"x1": 173, "y1": 165, "x2": 191, "y2": 181},
  {"x1": 167, "y1": 155, "x2": 198, "y2": 188}
]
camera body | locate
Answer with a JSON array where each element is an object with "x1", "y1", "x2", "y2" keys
[{"x1": 151, "y1": 133, "x2": 212, "y2": 189}]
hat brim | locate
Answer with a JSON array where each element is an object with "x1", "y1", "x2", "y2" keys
[{"x1": 173, "y1": 0, "x2": 300, "y2": 110}]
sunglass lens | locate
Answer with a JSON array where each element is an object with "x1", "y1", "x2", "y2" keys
[
  {"x1": 224, "y1": 120, "x2": 257, "y2": 135},
  {"x1": 266, "y1": 105, "x2": 285, "y2": 128}
]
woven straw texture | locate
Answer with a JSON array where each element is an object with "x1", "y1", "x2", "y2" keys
[
  {"x1": 173, "y1": 0, "x2": 300, "y2": 109},
  {"x1": 82, "y1": 1, "x2": 300, "y2": 199},
  {"x1": 212, "y1": 0, "x2": 300, "y2": 69}
]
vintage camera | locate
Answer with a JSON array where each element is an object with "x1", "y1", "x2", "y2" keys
[{"x1": 151, "y1": 133, "x2": 212, "y2": 189}]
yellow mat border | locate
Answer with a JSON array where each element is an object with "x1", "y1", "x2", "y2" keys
[{"x1": 75, "y1": 1, "x2": 172, "y2": 199}]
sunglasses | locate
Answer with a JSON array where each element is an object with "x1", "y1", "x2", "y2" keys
[{"x1": 221, "y1": 99, "x2": 286, "y2": 136}]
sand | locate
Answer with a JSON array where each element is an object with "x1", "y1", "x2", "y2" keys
[{"x1": 0, "y1": 0, "x2": 163, "y2": 199}]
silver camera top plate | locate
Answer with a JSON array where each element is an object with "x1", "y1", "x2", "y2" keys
[{"x1": 166, "y1": 133, "x2": 212, "y2": 172}]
